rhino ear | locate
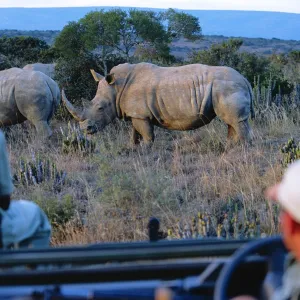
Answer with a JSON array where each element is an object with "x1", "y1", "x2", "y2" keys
[
  {"x1": 90, "y1": 69, "x2": 104, "y2": 82},
  {"x1": 105, "y1": 73, "x2": 116, "y2": 85}
]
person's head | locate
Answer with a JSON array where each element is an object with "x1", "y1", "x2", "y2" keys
[{"x1": 265, "y1": 160, "x2": 300, "y2": 260}]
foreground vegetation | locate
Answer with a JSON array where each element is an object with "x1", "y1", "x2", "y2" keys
[{"x1": 3, "y1": 103, "x2": 300, "y2": 245}]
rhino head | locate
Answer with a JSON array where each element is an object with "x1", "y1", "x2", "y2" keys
[{"x1": 62, "y1": 70, "x2": 118, "y2": 134}]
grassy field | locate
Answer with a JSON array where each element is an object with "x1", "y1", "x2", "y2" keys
[{"x1": 3, "y1": 102, "x2": 300, "y2": 246}]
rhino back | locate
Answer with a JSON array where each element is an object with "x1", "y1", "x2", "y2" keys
[
  {"x1": 0, "y1": 68, "x2": 26, "y2": 125},
  {"x1": 117, "y1": 63, "x2": 249, "y2": 129},
  {"x1": 15, "y1": 70, "x2": 60, "y2": 122},
  {"x1": 23, "y1": 63, "x2": 56, "y2": 79},
  {"x1": 0, "y1": 68, "x2": 60, "y2": 125}
]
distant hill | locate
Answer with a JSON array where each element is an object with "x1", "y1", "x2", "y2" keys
[
  {"x1": 172, "y1": 36, "x2": 300, "y2": 59},
  {"x1": 1, "y1": 29, "x2": 300, "y2": 61},
  {"x1": 0, "y1": 7, "x2": 300, "y2": 40}
]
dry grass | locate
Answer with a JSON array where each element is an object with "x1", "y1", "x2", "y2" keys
[{"x1": 3, "y1": 106, "x2": 300, "y2": 246}]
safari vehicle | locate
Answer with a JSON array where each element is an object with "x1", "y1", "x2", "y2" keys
[{"x1": 0, "y1": 218, "x2": 287, "y2": 300}]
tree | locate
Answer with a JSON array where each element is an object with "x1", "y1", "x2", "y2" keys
[
  {"x1": 267, "y1": 54, "x2": 295, "y2": 95},
  {"x1": 237, "y1": 52, "x2": 269, "y2": 84},
  {"x1": 54, "y1": 21, "x2": 86, "y2": 59},
  {"x1": 283, "y1": 51, "x2": 300, "y2": 85},
  {"x1": 129, "y1": 9, "x2": 173, "y2": 64},
  {"x1": 288, "y1": 50, "x2": 300, "y2": 64},
  {"x1": 54, "y1": 7, "x2": 202, "y2": 74},
  {"x1": 0, "y1": 53, "x2": 11, "y2": 70},
  {"x1": 79, "y1": 9, "x2": 124, "y2": 74},
  {"x1": 162, "y1": 8, "x2": 202, "y2": 41},
  {"x1": 189, "y1": 39, "x2": 243, "y2": 67}
]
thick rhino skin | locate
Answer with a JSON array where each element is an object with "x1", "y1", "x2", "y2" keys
[
  {"x1": 0, "y1": 67, "x2": 60, "y2": 136},
  {"x1": 64, "y1": 62, "x2": 255, "y2": 145}
]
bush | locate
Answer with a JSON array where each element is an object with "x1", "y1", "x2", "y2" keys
[
  {"x1": 61, "y1": 122, "x2": 96, "y2": 155},
  {"x1": 13, "y1": 154, "x2": 67, "y2": 192},
  {"x1": 34, "y1": 193, "x2": 77, "y2": 229},
  {"x1": 280, "y1": 137, "x2": 300, "y2": 169},
  {"x1": 0, "y1": 53, "x2": 11, "y2": 70},
  {"x1": 0, "y1": 36, "x2": 56, "y2": 67}
]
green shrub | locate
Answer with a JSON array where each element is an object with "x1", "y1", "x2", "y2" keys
[
  {"x1": 13, "y1": 153, "x2": 66, "y2": 190},
  {"x1": 60, "y1": 122, "x2": 96, "y2": 155},
  {"x1": 33, "y1": 193, "x2": 77, "y2": 228},
  {"x1": 281, "y1": 137, "x2": 300, "y2": 169}
]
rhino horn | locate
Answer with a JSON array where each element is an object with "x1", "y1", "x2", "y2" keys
[
  {"x1": 90, "y1": 69, "x2": 104, "y2": 82},
  {"x1": 61, "y1": 89, "x2": 86, "y2": 122}
]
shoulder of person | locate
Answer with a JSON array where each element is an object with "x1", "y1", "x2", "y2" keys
[
  {"x1": 0, "y1": 131, "x2": 7, "y2": 150},
  {"x1": 283, "y1": 252, "x2": 297, "y2": 270},
  {"x1": 273, "y1": 253, "x2": 300, "y2": 300},
  {"x1": 0, "y1": 130, "x2": 4, "y2": 140}
]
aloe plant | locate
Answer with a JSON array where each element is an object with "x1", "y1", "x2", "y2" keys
[
  {"x1": 13, "y1": 153, "x2": 66, "y2": 190},
  {"x1": 281, "y1": 137, "x2": 300, "y2": 169},
  {"x1": 61, "y1": 122, "x2": 96, "y2": 155},
  {"x1": 166, "y1": 207, "x2": 263, "y2": 240}
]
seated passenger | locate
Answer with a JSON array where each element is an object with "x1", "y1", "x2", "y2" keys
[
  {"x1": 0, "y1": 130, "x2": 51, "y2": 249},
  {"x1": 1, "y1": 199, "x2": 52, "y2": 249},
  {"x1": 232, "y1": 159, "x2": 300, "y2": 300}
]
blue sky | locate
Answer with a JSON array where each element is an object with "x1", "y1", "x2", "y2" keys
[{"x1": 0, "y1": 0, "x2": 299, "y2": 14}]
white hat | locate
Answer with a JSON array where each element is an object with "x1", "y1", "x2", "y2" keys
[{"x1": 277, "y1": 160, "x2": 300, "y2": 223}]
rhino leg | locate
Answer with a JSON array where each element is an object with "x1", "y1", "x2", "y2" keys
[
  {"x1": 227, "y1": 124, "x2": 238, "y2": 141},
  {"x1": 234, "y1": 119, "x2": 253, "y2": 144},
  {"x1": 226, "y1": 120, "x2": 252, "y2": 149},
  {"x1": 131, "y1": 118, "x2": 154, "y2": 145},
  {"x1": 131, "y1": 126, "x2": 141, "y2": 145},
  {"x1": 226, "y1": 124, "x2": 239, "y2": 148},
  {"x1": 32, "y1": 120, "x2": 52, "y2": 137},
  {"x1": 213, "y1": 91, "x2": 253, "y2": 146}
]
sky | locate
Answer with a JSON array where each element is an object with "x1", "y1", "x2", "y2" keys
[{"x1": 0, "y1": 0, "x2": 299, "y2": 14}]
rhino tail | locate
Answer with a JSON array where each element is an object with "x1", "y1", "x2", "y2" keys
[
  {"x1": 45, "y1": 79, "x2": 60, "y2": 121},
  {"x1": 244, "y1": 78, "x2": 255, "y2": 120}
]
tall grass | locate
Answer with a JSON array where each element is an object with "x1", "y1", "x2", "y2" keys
[{"x1": 3, "y1": 91, "x2": 300, "y2": 246}]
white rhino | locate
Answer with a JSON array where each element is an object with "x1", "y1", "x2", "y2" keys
[
  {"x1": 62, "y1": 62, "x2": 255, "y2": 146},
  {"x1": 23, "y1": 63, "x2": 56, "y2": 79},
  {"x1": 0, "y1": 67, "x2": 60, "y2": 137}
]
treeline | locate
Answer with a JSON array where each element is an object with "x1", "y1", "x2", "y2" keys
[
  {"x1": 0, "y1": 36, "x2": 57, "y2": 69},
  {"x1": 0, "y1": 7, "x2": 299, "y2": 111},
  {"x1": 176, "y1": 35, "x2": 300, "y2": 58},
  {"x1": 0, "y1": 29, "x2": 60, "y2": 45},
  {"x1": 1, "y1": 29, "x2": 300, "y2": 57}
]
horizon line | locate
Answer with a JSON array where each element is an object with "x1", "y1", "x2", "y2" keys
[{"x1": 0, "y1": 6, "x2": 299, "y2": 15}]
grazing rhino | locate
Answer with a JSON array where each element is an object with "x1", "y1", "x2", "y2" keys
[
  {"x1": 0, "y1": 67, "x2": 60, "y2": 137},
  {"x1": 23, "y1": 63, "x2": 56, "y2": 79},
  {"x1": 62, "y1": 62, "x2": 254, "y2": 146}
]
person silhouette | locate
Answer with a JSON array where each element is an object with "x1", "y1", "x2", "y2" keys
[
  {"x1": 232, "y1": 159, "x2": 300, "y2": 300},
  {"x1": 0, "y1": 130, "x2": 51, "y2": 249},
  {"x1": 0, "y1": 130, "x2": 14, "y2": 212}
]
